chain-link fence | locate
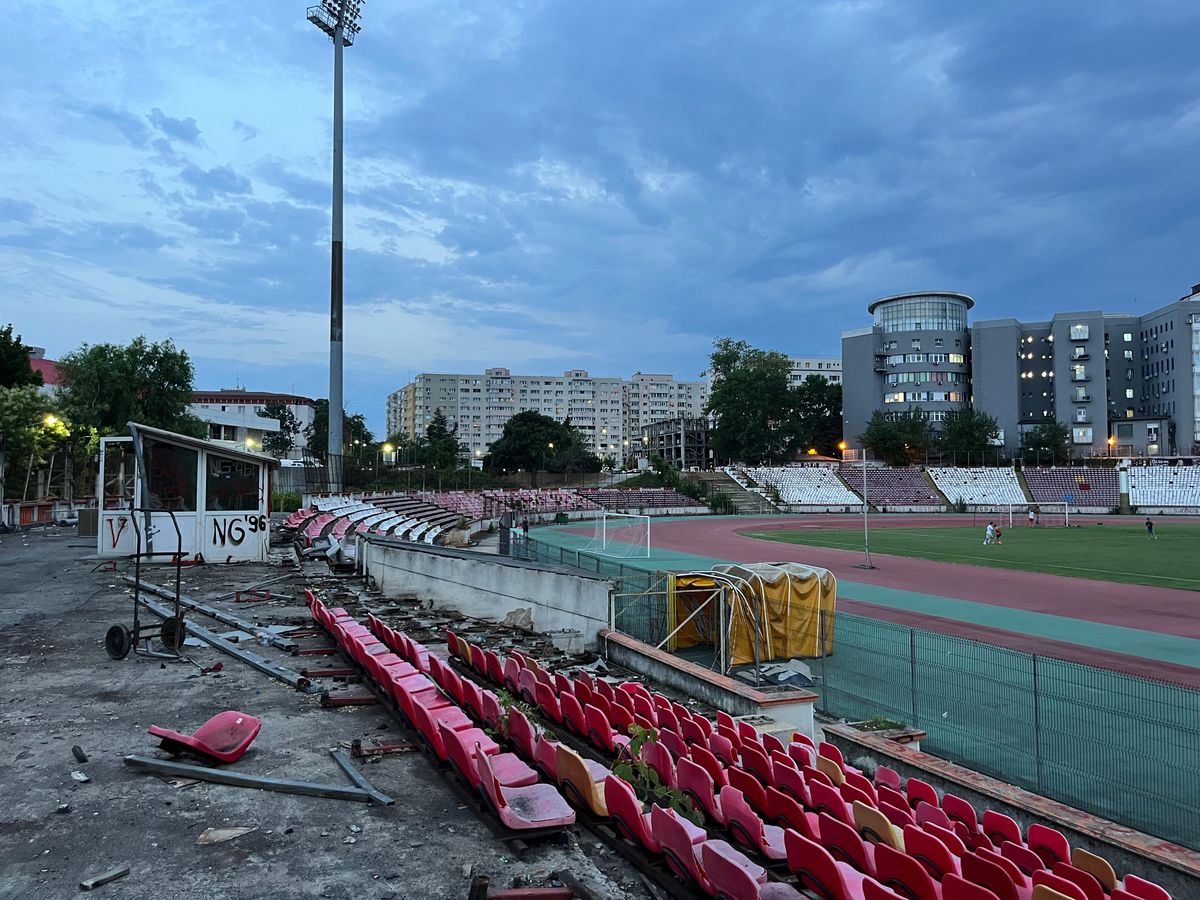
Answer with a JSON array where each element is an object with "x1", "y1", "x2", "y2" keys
[{"x1": 815, "y1": 610, "x2": 1200, "y2": 851}]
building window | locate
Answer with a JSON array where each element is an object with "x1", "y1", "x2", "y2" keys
[
  {"x1": 1125, "y1": 389, "x2": 1134, "y2": 399},
  {"x1": 1070, "y1": 324, "x2": 1089, "y2": 340},
  {"x1": 1071, "y1": 427, "x2": 1093, "y2": 444},
  {"x1": 1124, "y1": 333, "x2": 1133, "y2": 342}
]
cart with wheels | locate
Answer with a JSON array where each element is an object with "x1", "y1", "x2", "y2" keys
[{"x1": 104, "y1": 508, "x2": 188, "y2": 660}]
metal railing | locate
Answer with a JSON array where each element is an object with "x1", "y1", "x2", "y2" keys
[{"x1": 815, "y1": 610, "x2": 1200, "y2": 851}]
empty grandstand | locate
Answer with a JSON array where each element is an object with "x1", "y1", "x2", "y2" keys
[
  {"x1": 840, "y1": 465, "x2": 943, "y2": 508},
  {"x1": 927, "y1": 466, "x2": 1026, "y2": 506},
  {"x1": 745, "y1": 466, "x2": 861, "y2": 508},
  {"x1": 1129, "y1": 463, "x2": 1200, "y2": 510},
  {"x1": 1025, "y1": 467, "x2": 1119, "y2": 509},
  {"x1": 578, "y1": 487, "x2": 705, "y2": 510}
]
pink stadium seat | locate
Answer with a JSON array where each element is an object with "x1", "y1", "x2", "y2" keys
[
  {"x1": 1001, "y1": 841, "x2": 1045, "y2": 878},
  {"x1": 1031, "y1": 871, "x2": 1088, "y2": 900},
  {"x1": 775, "y1": 762, "x2": 810, "y2": 807},
  {"x1": 652, "y1": 804, "x2": 713, "y2": 894},
  {"x1": 146, "y1": 711, "x2": 261, "y2": 765},
  {"x1": 907, "y1": 778, "x2": 939, "y2": 810},
  {"x1": 1122, "y1": 875, "x2": 1172, "y2": 900},
  {"x1": 603, "y1": 774, "x2": 661, "y2": 854},
  {"x1": 983, "y1": 811, "x2": 1024, "y2": 848},
  {"x1": 689, "y1": 743, "x2": 730, "y2": 789},
  {"x1": 720, "y1": 784, "x2": 788, "y2": 860},
  {"x1": 681, "y1": 717, "x2": 708, "y2": 746},
  {"x1": 710, "y1": 732, "x2": 740, "y2": 767},
  {"x1": 1051, "y1": 863, "x2": 1105, "y2": 900},
  {"x1": 960, "y1": 854, "x2": 1019, "y2": 900},
  {"x1": 942, "y1": 874, "x2": 1003, "y2": 900},
  {"x1": 1027, "y1": 824, "x2": 1070, "y2": 869},
  {"x1": 904, "y1": 824, "x2": 960, "y2": 881},
  {"x1": 728, "y1": 766, "x2": 771, "y2": 818},
  {"x1": 942, "y1": 794, "x2": 980, "y2": 834},
  {"x1": 761, "y1": 732, "x2": 786, "y2": 755},
  {"x1": 438, "y1": 720, "x2": 536, "y2": 790},
  {"x1": 641, "y1": 738, "x2": 676, "y2": 789},
  {"x1": 702, "y1": 839, "x2": 805, "y2": 899},
  {"x1": 476, "y1": 747, "x2": 575, "y2": 831},
  {"x1": 874, "y1": 843, "x2": 942, "y2": 900},
  {"x1": 767, "y1": 785, "x2": 819, "y2": 841},
  {"x1": 677, "y1": 756, "x2": 725, "y2": 826},
  {"x1": 560, "y1": 692, "x2": 587, "y2": 736},
  {"x1": 875, "y1": 766, "x2": 902, "y2": 790},
  {"x1": 821, "y1": 811, "x2": 877, "y2": 876},
  {"x1": 811, "y1": 778, "x2": 853, "y2": 826},
  {"x1": 484, "y1": 649, "x2": 504, "y2": 685},
  {"x1": 785, "y1": 828, "x2": 874, "y2": 900},
  {"x1": 658, "y1": 727, "x2": 689, "y2": 760},
  {"x1": 535, "y1": 681, "x2": 563, "y2": 725},
  {"x1": 922, "y1": 822, "x2": 967, "y2": 858},
  {"x1": 915, "y1": 800, "x2": 952, "y2": 831},
  {"x1": 742, "y1": 741, "x2": 775, "y2": 787}
]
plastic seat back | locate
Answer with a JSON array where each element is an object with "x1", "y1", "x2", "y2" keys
[
  {"x1": 651, "y1": 804, "x2": 712, "y2": 894},
  {"x1": 508, "y1": 707, "x2": 538, "y2": 760},
  {"x1": 534, "y1": 680, "x2": 563, "y2": 724},
  {"x1": 1069, "y1": 848, "x2": 1116, "y2": 894},
  {"x1": 865, "y1": 883, "x2": 907, "y2": 899},
  {"x1": 819, "y1": 741, "x2": 846, "y2": 767},
  {"x1": 875, "y1": 765, "x2": 902, "y2": 789},
  {"x1": 768, "y1": 785, "x2": 816, "y2": 840},
  {"x1": 761, "y1": 731, "x2": 785, "y2": 755},
  {"x1": 560, "y1": 692, "x2": 586, "y2": 736},
  {"x1": 1051, "y1": 863, "x2": 1105, "y2": 900},
  {"x1": 875, "y1": 842, "x2": 939, "y2": 900},
  {"x1": 843, "y1": 780, "x2": 877, "y2": 810},
  {"x1": 845, "y1": 769, "x2": 879, "y2": 805},
  {"x1": 572, "y1": 677, "x2": 592, "y2": 706},
  {"x1": 585, "y1": 703, "x2": 617, "y2": 753},
  {"x1": 444, "y1": 628, "x2": 462, "y2": 658},
  {"x1": 788, "y1": 741, "x2": 815, "y2": 768},
  {"x1": 904, "y1": 824, "x2": 957, "y2": 881},
  {"x1": 688, "y1": 744, "x2": 728, "y2": 788},
  {"x1": 879, "y1": 800, "x2": 916, "y2": 830},
  {"x1": 1123, "y1": 874, "x2": 1172, "y2": 900},
  {"x1": 727, "y1": 765, "x2": 769, "y2": 817},
  {"x1": 907, "y1": 777, "x2": 939, "y2": 810},
  {"x1": 942, "y1": 793, "x2": 979, "y2": 832},
  {"x1": 641, "y1": 739, "x2": 676, "y2": 789},
  {"x1": 677, "y1": 756, "x2": 722, "y2": 825},
  {"x1": 461, "y1": 678, "x2": 485, "y2": 722},
  {"x1": 603, "y1": 774, "x2": 658, "y2": 853},
  {"x1": 503, "y1": 657, "x2": 521, "y2": 694},
  {"x1": 817, "y1": 754, "x2": 847, "y2": 786},
  {"x1": 484, "y1": 649, "x2": 504, "y2": 685},
  {"x1": 709, "y1": 732, "x2": 738, "y2": 767},
  {"x1": 820, "y1": 810, "x2": 874, "y2": 875},
  {"x1": 680, "y1": 717, "x2": 707, "y2": 746},
  {"x1": 1027, "y1": 824, "x2": 1070, "y2": 868},
  {"x1": 983, "y1": 810, "x2": 1023, "y2": 848},
  {"x1": 810, "y1": 778, "x2": 851, "y2": 825},
  {"x1": 1001, "y1": 840, "x2": 1045, "y2": 878},
  {"x1": 914, "y1": 800, "x2": 951, "y2": 830},
  {"x1": 701, "y1": 840, "x2": 771, "y2": 900},
  {"x1": 741, "y1": 741, "x2": 774, "y2": 787},
  {"x1": 658, "y1": 727, "x2": 688, "y2": 759},
  {"x1": 922, "y1": 821, "x2": 967, "y2": 857},
  {"x1": 146, "y1": 711, "x2": 262, "y2": 765},
  {"x1": 517, "y1": 667, "x2": 538, "y2": 705},
  {"x1": 1032, "y1": 887, "x2": 1077, "y2": 900},
  {"x1": 438, "y1": 719, "x2": 480, "y2": 788},
  {"x1": 943, "y1": 873, "x2": 1004, "y2": 900},
  {"x1": 594, "y1": 678, "x2": 615, "y2": 703},
  {"x1": 961, "y1": 853, "x2": 1019, "y2": 900},
  {"x1": 720, "y1": 785, "x2": 768, "y2": 855},
  {"x1": 785, "y1": 828, "x2": 852, "y2": 900},
  {"x1": 854, "y1": 800, "x2": 904, "y2": 852},
  {"x1": 554, "y1": 743, "x2": 607, "y2": 816},
  {"x1": 1031, "y1": 871, "x2": 1088, "y2": 900},
  {"x1": 632, "y1": 694, "x2": 658, "y2": 726},
  {"x1": 775, "y1": 761, "x2": 810, "y2": 807},
  {"x1": 480, "y1": 689, "x2": 503, "y2": 730}
]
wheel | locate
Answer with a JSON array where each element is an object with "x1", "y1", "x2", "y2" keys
[
  {"x1": 159, "y1": 616, "x2": 187, "y2": 651},
  {"x1": 105, "y1": 624, "x2": 133, "y2": 660}
]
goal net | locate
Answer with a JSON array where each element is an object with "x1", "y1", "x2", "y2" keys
[
  {"x1": 582, "y1": 512, "x2": 651, "y2": 558},
  {"x1": 974, "y1": 503, "x2": 1069, "y2": 527}
]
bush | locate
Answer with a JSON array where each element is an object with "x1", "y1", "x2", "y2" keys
[
  {"x1": 709, "y1": 492, "x2": 736, "y2": 514},
  {"x1": 272, "y1": 491, "x2": 302, "y2": 512}
]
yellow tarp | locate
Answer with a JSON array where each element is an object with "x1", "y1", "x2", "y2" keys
[{"x1": 669, "y1": 563, "x2": 836, "y2": 666}]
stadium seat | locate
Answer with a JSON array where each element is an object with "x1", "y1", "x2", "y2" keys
[
  {"x1": 874, "y1": 843, "x2": 941, "y2": 900},
  {"x1": 437, "y1": 720, "x2": 536, "y2": 790},
  {"x1": 1000, "y1": 841, "x2": 1045, "y2": 878},
  {"x1": 811, "y1": 779, "x2": 853, "y2": 825},
  {"x1": 767, "y1": 786, "x2": 819, "y2": 841},
  {"x1": 982, "y1": 811, "x2": 1023, "y2": 848},
  {"x1": 535, "y1": 681, "x2": 563, "y2": 724},
  {"x1": 603, "y1": 773, "x2": 661, "y2": 854},
  {"x1": 875, "y1": 766, "x2": 902, "y2": 790},
  {"x1": 560, "y1": 692, "x2": 587, "y2": 736},
  {"x1": 652, "y1": 804, "x2": 714, "y2": 894},
  {"x1": 774, "y1": 760, "x2": 810, "y2": 807},
  {"x1": 1027, "y1": 824, "x2": 1070, "y2": 868},
  {"x1": 1122, "y1": 875, "x2": 1171, "y2": 900},
  {"x1": 554, "y1": 743, "x2": 609, "y2": 817},
  {"x1": 907, "y1": 778, "x2": 939, "y2": 810},
  {"x1": 1051, "y1": 863, "x2": 1105, "y2": 900},
  {"x1": 821, "y1": 811, "x2": 877, "y2": 876},
  {"x1": 942, "y1": 874, "x2": 1004, "y2": 900},
  {"x1": 903, "y1": 825, "x2": 959, "y2": 881},
  {"x1": 1031, "y1": 872, "x2": 1087, "y2": 900},
  {"x1": 1070, "y1": 848, "x2": 1117, "y2": 894},
  {"x1": 702, "y1": 839, "x2": 806, "y2": 899},
  {"x1": 960, "y1": 854, "x2": 1019, "y2": 900},
  {"x1": 720, "y1": 784, "x2": 788, "y2": 860},
  {"x1": 785, "y1": 828, "x2": 874, "y2": 900},
  {"x1": 689, "y1": 743, "x2": 730, "y2": 789},
  {"x1": 922, "y1": 822, "x2": 967, "y2": 858},
  {"x1": 879, "y1": 800, "x2": 916, "y2": 831},
  {"x1": 475, "y1": 748, "x2": 575, "y2": 830},
  {"x1": 854, "y1": 801, "x2": 905, "y2": 853},
  {"x1": 941, "y1": 794, "x2": 980, "y2": 834},
  {"x1": 915, "y1": 801, "x2": 952, "y2": 831},
  {"x1": 818, "y1": 755, "x2": 847, "y2": 787},
  {"x1": 678, "y1": 756, "x2": 726, "y2": 825},
  {"x1": 711, "y1": 732, "x2": 740, "y2": 767},
  {"x1": 146, "y1": 711, "x2": 262, "y2": 765},
  {"x1": 1031, "y1": 888, "x2": 1077, "y2": 900},
  {"x1": 642, "y1": 738, "x2": 677, "y2": 789},
  {"x1": 728, "y1": 766, "x2": 771, "y2": 818}
]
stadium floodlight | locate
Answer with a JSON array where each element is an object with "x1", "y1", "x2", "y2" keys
[{"x1": 307, "y1": 0, "x2": 364, "y2": 492}]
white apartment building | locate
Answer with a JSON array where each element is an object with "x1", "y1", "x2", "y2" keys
[
  {"x1": 191, "y1": 389, "x2": 317, "y2": 451},
  {"x1": 387, "y1": 368, "x2": 709, "y2": 460},
  {"x1": 790, "y1": 356, "x2": 842, "y2": 386}
]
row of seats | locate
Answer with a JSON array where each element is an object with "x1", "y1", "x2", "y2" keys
[
  {"x1": 447, "y1": 628, "x2": 1173, "y2": 900},
  {"x1": 1023, "y1": 469, "x2": 1119, "y2": 507},
  {"x1": 283, "y1": 494, "x2": 462, "y2": 547},
  {"x1": 1127, "y1": 466, "x2": 1200, "y2": 507},
  {"x1": 307, "y1": 591, "x2": 579, "y2": 831},
  {"x1": 745, "y1": 467, "x2": 862, "y2": 506},
  {"x1": 926, "y1": 468, "x2": 1027, "y2": 506},
  {"x1": 578, "y1": 488, "x2": 706, "y2": 509},
  {"x1": 839, "y1": 467, "x2": 943, "y2": 505}
]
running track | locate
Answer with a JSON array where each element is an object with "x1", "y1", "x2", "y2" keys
[{"x1": 549, "y1": 514, "x2": 1200, "y2": 688}]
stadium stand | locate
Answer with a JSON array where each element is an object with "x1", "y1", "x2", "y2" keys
[
  {"x1": 579, "y1": 488, "x2": 705, "y2": 510},
  {"x1": 927, "y1": 467, "x2": 1026, "y2": 505},
  {"x1": 1024, "y1": 467, "x2": 1119, "y2": 508},
  {"x1": 746, "y1": 466, "x2": 861, "y2": 506},
  {"x1": 1128, "y1": 464, "x2": 1200, "y2": 508},
  {"x1": 840, "y1": 466, "x2": 943, "y2": 506}
]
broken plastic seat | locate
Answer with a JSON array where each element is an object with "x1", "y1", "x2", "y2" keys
[
  {"x1": 147, "y1": 711, "x2": 262, "y2": 765},
  {"x1": 475, "y1": 747, "x2": 575, "y2": 831}
]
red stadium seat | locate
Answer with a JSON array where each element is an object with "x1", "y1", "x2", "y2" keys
[
  {"x1": 1122, "y1": 874, "x2": 1171, "y2": 900},
  {"x1": 438, "y1": 720, "x2": 536, "y2": 790},
  {"x1": 702, "y1": 839, "x2": 805, "y2": 899},
  {"x1": 821, "y1": 811, "x2": 877, "y2": 876},
  {"x1": 766, "y1": 785, "x2": 819, "y2": 841},
  {"x1": 689, "y1": 743, "x2": 730, "y2": 789},
  {"x1": 942, "y1": 874, "x2": 1003, "y2": 900},
  {"x1": 785, "y1": 828, "x2": 874, "y2": 900},
  {"x1": 604, "y1": 774, "x2": 662, "y2": 854},
  {"x1": 146, "y1": 711, "x2": 262, "y2": 765},
  {"x1": 903, "y1": 824, "x2": 960, "y2": 881},
  {"x1": 652, "y1": 804, "x2": 713, "y2": 894},
  {"x1": 874, "y1": 843, "x2": 942, "y2": 900},
  {"x1": 907, "y1": 778, "x2": 939, "y2": 810},
  {"x1": 720, "y1": 784, "x2": 788, "y2": 860},
  {"x1": 1031, "y1": 871, "x2": 1088, "y2": 900},
  {"x1": 983, "y1": 811, "x2": 1023, "y2": 848},
  {"x1": 677, "y1": 756, "x2": 725, "y2": 825},
  {"x1": 1027, "y1": 824, "x2": 1070, "y2": 869},
  {"x1": 476, "y1": 748, "x2": 575, "y2": 830}
]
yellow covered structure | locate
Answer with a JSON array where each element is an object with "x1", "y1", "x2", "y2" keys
[{"x1": 668, "y1": 563, "x2": 835, "y2": 668}]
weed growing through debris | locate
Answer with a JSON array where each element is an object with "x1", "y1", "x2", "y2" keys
[{"x1": 613, "y1": 725, "x2": 704, "y2": 826}]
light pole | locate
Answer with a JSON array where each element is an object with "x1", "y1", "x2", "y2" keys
[
  {"x1": 308, "y1": 0, "x2": 364, "y2": 492},
  {"x1": 1107, "y1": 435, "x2": 1115, "y2": 459}
]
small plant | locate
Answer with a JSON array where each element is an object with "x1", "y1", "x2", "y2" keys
[
  {"x1": 766, "y1": 485, "x2": 782, "y2": 505},
  {"x1": 952, "y1": 496, "x2": 967, "y2": 514},
  {"x1": 271, "y1": 490, "x2": 302, "y2": 512},
  {"x1": 491, "y1": 688, "x2": 537, "y2": 741},
  {"x1": 613, "y1": 725, "x2": 704, "y2": 826},
  {"x1": 709, "y1": 492, "x2": 736, "y2": 514}
]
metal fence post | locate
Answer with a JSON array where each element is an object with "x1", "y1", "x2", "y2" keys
[
  {"x1": 1032, "y1": 654, "x2": 1045, "y2": 793},
  {"x1": 819, "y1": 608, "x2": 828, "y2": 715},
  {"x1": 909, "y1": 628, "x2": 919, "y2": 726}
]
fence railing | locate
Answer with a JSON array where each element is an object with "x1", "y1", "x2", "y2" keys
[{"x1": 815, "y1": 610, "x2": 1200, "y2": 852}]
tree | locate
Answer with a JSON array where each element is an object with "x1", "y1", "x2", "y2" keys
[
  {"x1": 308, "y1": 400, "x2": 375, "y2": 456},
  {"x1": 0, "y1": 325, "x2": 42, "y2": 388},
  {"x1": 859, "y1": 406, "x2": 934, "y2": 466},
  {"x1": 938, "y1": 409, "x2": 1001, "y2": 462},
  {"x1": 0, "y1": 386, "x2": 68, "y2": 504},
  {"x1": 425, "y1": 409, "x2": 465, "y2": 470},
  {"x1": 1021, "y1": 421, "x2": 1073, "y2": 464},
  {"x1": 257, "y1": 402, "x2": 302, "y2": 456},
  {"x1": 487, "y1": 410, "x2": 599, "y2": 486},
  {"x1": 56, "y1": 336, "x2": 203, "y2": 437},
  {"x1": 706, "y1": 338, "x2": 797, "y2": 464},
  {"x1": 792, "y1": 374, "x2": 843, "y2": 456}
]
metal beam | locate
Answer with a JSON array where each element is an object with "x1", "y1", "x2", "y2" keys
[
  {"x1": 124, "y1": 576, "x2": 298, "y2": 651},
  {"x1": 135, "y1": 593, "x2": 321, "y2": 693},
  {"x1": 123, "y1": 755, "x2": 372, "y2": 802},
  {"x1": 329, "y1": 749, "x2": 394, "y2": 806}
]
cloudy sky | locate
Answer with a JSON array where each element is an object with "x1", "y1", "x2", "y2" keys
[{"x1": 3, "y1": 1, "x2": 1199, "y2": 433}]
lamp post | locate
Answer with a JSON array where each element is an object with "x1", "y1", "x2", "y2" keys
[
  {"x1": 308, "y1": 0, "x2": 364, "y2": 492},
  {"x1": 1107, "y1": 435, "x2": 1115, "y2": 459}
]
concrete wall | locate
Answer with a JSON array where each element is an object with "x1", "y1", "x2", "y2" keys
[{"x1": 360, "y1": 534, "x2": 613, "y2": 648}]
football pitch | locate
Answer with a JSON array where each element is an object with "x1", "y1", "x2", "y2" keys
[{"x1": 742, "y1": 522, "x2": 1200, "y2": 591}]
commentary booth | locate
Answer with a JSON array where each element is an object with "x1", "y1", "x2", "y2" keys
[{"x1": 97, "y1": 423, "x2": 275, "y2": 562}]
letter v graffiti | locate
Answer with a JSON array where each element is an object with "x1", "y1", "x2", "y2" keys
[{"x1": 108, "y1": 517, "x2": 128, "y2": 549}]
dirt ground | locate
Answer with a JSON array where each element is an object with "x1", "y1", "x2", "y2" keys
[{"x1": 0, "y1": 530, "x2": 651, "y2": 900}]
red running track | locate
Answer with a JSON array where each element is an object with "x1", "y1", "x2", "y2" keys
[{"x1": 647, "y1": 515, "x2": 1200, "y2": 687}]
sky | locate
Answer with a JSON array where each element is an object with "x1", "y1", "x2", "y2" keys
[{"x1": 3, "y1": 1, "x2": 1200, "y2": 434}]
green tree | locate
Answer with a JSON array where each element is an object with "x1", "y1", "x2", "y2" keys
[
  {"x1": 425, "y1": 409, "x2": 464, "y2": 470},
  {"x1": 859, "y1": 406, "x2": 934, "y2": 466},
  {"x1": 0, "y1": 386, "x2": 68, "y2": 502},
  {"x1": 937, "y1": 408, "x2": 1001, "y2": 463},
  {"x1": 1021, "y1": 421, "x2": 1073, "y2": 464},
  {"x1": 706, "y1": 338, "x2": 796, "y2": 464},
  {"x1": 792, "y1": 374, "x2": 843, "y2": 456},
  {"x1": 0, "y1": 325, "x2": 42, "y2": 389},
  {"x1": 257, "y1": 401, "x2": 302, "y2": 456},
  {"x1": 308, "y1": 400, "x2": 374, "y2": 456},
  {"x1": 487, "y1": 411, "x2": 598, "y2": 486},
  {"x1": 56, "y1": 336, "x2": 203, "y2": 437}
]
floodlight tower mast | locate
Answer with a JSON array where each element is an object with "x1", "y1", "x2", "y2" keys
[{"x1": 307, "y1": 0, "x2": 363, "y2": 491}]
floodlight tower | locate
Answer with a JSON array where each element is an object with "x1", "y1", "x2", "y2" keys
[{"x1": 308, "y1": 0, "x2": 363, "y2": 491}]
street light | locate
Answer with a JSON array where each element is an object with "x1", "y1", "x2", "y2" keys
[
  {"x1": 308, "y1": 0, "x2": 365, "y2": 490},
  {"x1": 1107, "y1": 435, "x2": 1115, "y2": 458}
]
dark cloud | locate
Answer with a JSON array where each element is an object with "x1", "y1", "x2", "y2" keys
[
  {"x1": 179, "y1": 164, "x2": 253, "y2": 200},
  {"x1": 0, "y1": 198, "x2": 37, "y2": 223},
  {"x1": 233, "y1": 119, "x2": 260, "y2": 141},
  {"x1": 79, "y1": 103, "x2": 150, "y2": 147},
  {"x1": 148, "y1": 107, "x2": 203, "y2": 145}
]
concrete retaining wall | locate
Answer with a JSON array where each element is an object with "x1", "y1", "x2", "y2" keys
[{"x1": 360, "y1": 534, "x2": 612, "y2": 648}]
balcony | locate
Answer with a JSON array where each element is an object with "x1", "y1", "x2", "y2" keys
[
  {"x1": 1071, "y1": 352, "x2": 1090, "y2": 361},
  {"x1": 1072, "y1": 394, "x2": 1092, "y2": 403}
]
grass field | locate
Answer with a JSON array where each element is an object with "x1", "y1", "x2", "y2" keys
[{"x1": 742, "y1": 523, "x2": 1200, "y2": 590}]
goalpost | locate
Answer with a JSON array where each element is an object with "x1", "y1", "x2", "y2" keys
[
  {"x1": 583, "y1": 512, "x2": 651, "y2": 558},
  {"x1": 975, "y1": 503, "x2": 1069, "y2": 527}
]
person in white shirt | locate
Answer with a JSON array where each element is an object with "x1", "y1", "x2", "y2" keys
[
  {"x1": 983, "y1": 522, "x2": 996, "y2": 545},
  {"x1": 1028, "y1": 508, "x2": 1036, "y2": 526}
]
